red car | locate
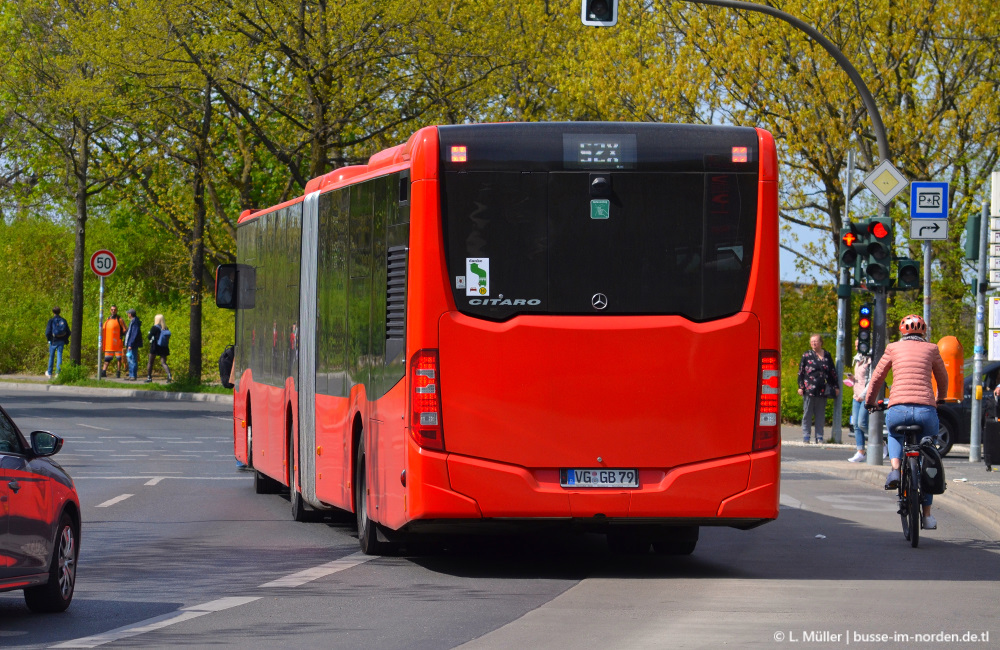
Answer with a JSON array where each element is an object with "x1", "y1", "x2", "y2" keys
[{"x1": 0, "y1": 403, "x2": 80, "y2": 612}]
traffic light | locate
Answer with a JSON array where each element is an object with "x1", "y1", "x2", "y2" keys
[
  {"x1": 865, "y1": 217, "x2": 893, "y2": 287},
  {"x1": 581, "y1": 0, "x2": 618, "y2": 25},
  {"x1": 896, "y1": 257, "x2": 920, "y2": 289},
  {"x1": 857, "y1": 303, "x2": 873, "y2": 356},
  {"x1": 965, "y1": 213, "x2": 981, "y2": 261},
  {"x1": 838, "y1": 222, "x2": 867, "y2": 268}
]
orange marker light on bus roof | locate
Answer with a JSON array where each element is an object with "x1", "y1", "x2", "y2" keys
[
  {"x1": 732, "y1": 146, "x2": 748, "y2": 163},
  {"x1": 450, "y1": 145, "x2": 468, "y2": 163}
]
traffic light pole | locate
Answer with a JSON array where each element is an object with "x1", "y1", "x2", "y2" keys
[
  {"x1": 833, "y1": 268, "x2": 849, "y2": 443},
  {"x1": 866, "y1": 287, "x2": 888, "y2": 464}
]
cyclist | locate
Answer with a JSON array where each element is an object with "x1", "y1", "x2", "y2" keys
[{"x1": 865, "y1": 314, "x2": 948, "y2": 530}]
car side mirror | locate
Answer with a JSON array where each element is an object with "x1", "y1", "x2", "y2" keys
[{"x1": 31, "y1": 430, "x2": 63, "y2": 457}]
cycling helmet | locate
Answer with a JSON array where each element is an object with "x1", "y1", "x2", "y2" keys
[{"x1": 899, "y1": 314, "x2": 926, "y2": 336}]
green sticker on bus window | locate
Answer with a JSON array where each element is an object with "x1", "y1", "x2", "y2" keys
[{"x1": 590, "y1": 199, "x2": 610, "y2": 220}]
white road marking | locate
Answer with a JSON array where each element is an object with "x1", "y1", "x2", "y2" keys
[
  {"x1": 77, "y1": 423, "x2": 111, "y2": 431},
  {"x1": 258, "y1": 552, "x2": 374, "y2": 588},
  {"x1": 52, "y1": 596, "x2": 261, "y2": 648},
  {"x1": 165, "y1": 441, "x2": 203, "y2": 444},
  {"x1": 95, "y1": 494, "x2": 134, "y2": 508},
  {"x1": 779, "y1": 493, "x2": 804, "y2": 509},
  {"x1": 145, "y1": 477, "x2": 166, "y2": 486},
  {"x1": 815, "y1": 494, "x2": 897, "y2": 512}
]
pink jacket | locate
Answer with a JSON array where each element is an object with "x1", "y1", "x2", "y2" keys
[{"x1": 866, "y1": 339, "x2": 948, "y2": 408}]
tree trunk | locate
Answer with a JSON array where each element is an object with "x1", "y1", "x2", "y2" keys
[
  {"x1": 69, "y1": 130, "x2": 89, "y2": 365},
  {"x1": 187, "y1": 82, "x2": 212, "y2": 383}
]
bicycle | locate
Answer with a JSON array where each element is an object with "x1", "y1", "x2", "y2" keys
[{"x1": 868, "y1": 400, "x2": 931, "y2": 548}]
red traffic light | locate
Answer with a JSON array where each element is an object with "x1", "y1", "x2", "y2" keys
[
  {"x1": 870, "y1": 221, "x2": 889, "y2": 239},
  {"x1": 859, "y1": 317, "x2": 871, "y2": 329},
  {"x1": 842, "y1": 232, "x2": 857, "y2": 247}
]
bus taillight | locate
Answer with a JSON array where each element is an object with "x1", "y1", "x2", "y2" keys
[
  {"x1": 410, "y1": 349, "x2": 444, "y2": 451},
  {"x1": 754, "y1": 351, "x2": 781, "y2": 451}
]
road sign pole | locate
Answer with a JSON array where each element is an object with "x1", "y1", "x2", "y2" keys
[
  {"x1": 98, "y1": 276, "x2": 105, "y2": 382},
  {"x1": 923, "y1": 241, "x2": 932, "y2": 339},
  {"x1": 971, "y1": 201, "x2": 990, "y2": 463}
]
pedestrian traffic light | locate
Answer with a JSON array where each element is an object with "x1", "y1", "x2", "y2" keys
[
  {"x1": 896, "y1": 257, "x2": 920, "y2": 289},
  {"x1": 865, "y1": 217, "x2": 893, "y2": 287},
  {"x1": 858, "y1": 303, "x2": 872, "y2": 356},
  {"x1": 839, "y1": 222, "x2": 867, "y2": 268},
  {"x1": 581, "y1": 0, "x2": 618, "y2": 25}
]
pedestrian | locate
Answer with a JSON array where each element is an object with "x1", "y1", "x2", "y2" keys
[
  {"x1": 100, "y1": 304, "x2": 126, "y2": 379},
  {"x1": 797, "y1": 333, "x2": 839, "y2": 444},
  {"x1": 44, "y1": 306, "x2": 71, "y2": 378},
  {"x1": 145, "y1": 314, "x2": 173, "y2": 383},
  {"x1": 865, "y1": 315, "x2": 948, "y2": 530},
  {"x1": 124, "y1": 309, "x2": 143, "y2": 380},
  {"x1": 846, "y1": 338, "x2": 872, "y2": 462}
]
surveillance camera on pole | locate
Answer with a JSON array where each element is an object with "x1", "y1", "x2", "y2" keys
[{"x1": 581, "y1": 0, "x2": 618, "y2": 26}]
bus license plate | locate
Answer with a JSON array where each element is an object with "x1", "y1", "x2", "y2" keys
[{"x1": 560, "y1": 469, "x2": 638, "y2": 488}]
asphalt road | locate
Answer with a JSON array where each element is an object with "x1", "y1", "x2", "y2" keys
[{"x1": 0, "y1": 386, "x2": 998, "y2": 649}]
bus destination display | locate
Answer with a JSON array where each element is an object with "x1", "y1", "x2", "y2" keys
[{"x1": 563, "y1": 133, "x2": 637, "y2": 169}]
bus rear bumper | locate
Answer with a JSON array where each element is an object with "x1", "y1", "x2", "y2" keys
[{"x1": 435, "y1": 448, "x2": 779, "y2": 522}]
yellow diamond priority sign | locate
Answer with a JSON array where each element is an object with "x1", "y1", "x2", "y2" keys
[{"x1": 863, "y1": 160, "x2": 908, "y2": 205}]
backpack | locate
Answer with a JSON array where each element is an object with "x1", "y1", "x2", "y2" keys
[
  {"x1": 219, "y1": 345, "x2": 235, "y2": 389},
  {"x1": 158, "y1": 328, "x2": 171, "y2": 348},
  {"x1": 52, "y1": 316, "x2": 69, "y2": 339},
  {"x1": 920, "y1": 440, "x2": 947, "y2": 495}
]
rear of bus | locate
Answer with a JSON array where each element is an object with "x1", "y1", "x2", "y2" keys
[{"x1": 405, "y1": 122, "x2": 780, "y2": 545}]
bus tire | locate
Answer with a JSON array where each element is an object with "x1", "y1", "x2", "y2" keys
[
  {"x1": 652, "y1": 526, "x2": 699, "y2": 556},
  {"x1": 289, "y1": 436, "x2": 320, "y2": 522},
  {"x1": 355, "y1": 437, "x2": 393, "y2": 555}
]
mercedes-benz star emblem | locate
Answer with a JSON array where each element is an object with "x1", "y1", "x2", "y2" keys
[{"x1": 591, "y1": 293, "x2": 608, "y2": 310}]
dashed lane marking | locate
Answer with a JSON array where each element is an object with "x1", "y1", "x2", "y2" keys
[
  {"x1": 258, "y1": 552, "x2": 374, "y2": 588},
  {"x1": 51, "y1": 596, "x2": 261, "y2": 648},
  {"x1": 95, "y1": 494, "x2": 133, "y2": 508},
  {"x1": 77, "y1": 423, "x2": 110, "y2": 431}
]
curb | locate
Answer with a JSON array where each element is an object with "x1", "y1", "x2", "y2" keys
[
  {"x1": 796, "y1": 459, "x2": 1000, "y2": 540},
  {"x1": 0, "y1": 381, "x2": 233, "y2": 404}
]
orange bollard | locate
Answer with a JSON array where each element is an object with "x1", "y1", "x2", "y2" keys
[{"x1": 937, "y1": 336, "x2": 964, "y2": 402}]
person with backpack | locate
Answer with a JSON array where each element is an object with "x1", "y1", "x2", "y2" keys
[
  {"x1": 865, "y1": 315, "x2": 948, "y2": 530},
  {"x1": 145, "y1": 314, "x2": 173, "y2": 383},
  {"x1": 123, "y1": 309, "x2": 143, "y2": 380},
  {"x1": 44, "y1": 306, "x2": 71, "y2": 378}
]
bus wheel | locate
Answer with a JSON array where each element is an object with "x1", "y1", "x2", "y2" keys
[
  {"x1": 652, "y1": 526, "x2": 699, "y2": 556},
  {"x1": 607, "y1": 528, "x2": 651, "y2": 554},
  {"x1": 289, "y1": 436, "x2": 319, "y2": 522},
  {"x1": 355, "y1": 438, "x2": 393, "y2": 555}
]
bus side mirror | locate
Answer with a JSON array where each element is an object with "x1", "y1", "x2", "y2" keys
[{"x1": 215, "y1": 264, "x2": 238, "y2": 309}]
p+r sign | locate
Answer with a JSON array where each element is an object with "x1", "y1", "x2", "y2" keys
[{"x1": 909, "y1": 182, "x2": 949, "y2": 240}]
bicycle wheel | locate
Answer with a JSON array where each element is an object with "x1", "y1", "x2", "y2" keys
[
  {"x1": 899, "y1": 468, "x2": 911, "y2": 541},
  {"x1": 907, "y1": 457, "x2": 921, "y2": 548}
]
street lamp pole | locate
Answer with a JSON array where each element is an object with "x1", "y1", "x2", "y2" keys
[
  {"x1": 582, "y1": 0, "x2": 895, "y2": 461},
  {"x1": 676, "y1": 0, "x2": 893, "y2": 463}
]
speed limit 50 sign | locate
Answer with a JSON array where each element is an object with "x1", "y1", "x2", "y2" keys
[{"x1": 90, "y1": 250, "x2": 117, "y2": 277}]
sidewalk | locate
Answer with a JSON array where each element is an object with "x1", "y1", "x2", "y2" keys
[
  {"x1": 782, "y1": 424, "x2": 1000, "y2": 538},
  {"x1": 0, "y1": 373, "x2": 232, "y2": 404}
]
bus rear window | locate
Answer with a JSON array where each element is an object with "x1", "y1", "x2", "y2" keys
[{"x1": 442, "y1": 169, "x2": 757, "y2": 321}]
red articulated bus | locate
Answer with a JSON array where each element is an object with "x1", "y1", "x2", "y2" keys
[{"x1": 215, "y1": 122, "x2": 781, "y2": 556}]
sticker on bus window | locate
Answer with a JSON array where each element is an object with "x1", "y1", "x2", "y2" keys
[{"x1": 466, "y1": 258, "x2": 489, "y2": 296}]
